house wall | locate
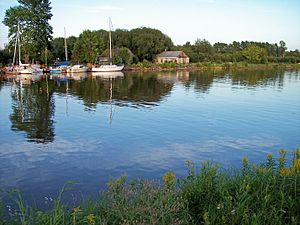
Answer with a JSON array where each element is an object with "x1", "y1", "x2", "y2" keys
[{"x1": 157, "y1": 57, "x2": 189, "y2": 64}]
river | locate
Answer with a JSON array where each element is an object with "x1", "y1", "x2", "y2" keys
[{"x1": 0, "y1": 69, "x2": 299, "y2": 204}]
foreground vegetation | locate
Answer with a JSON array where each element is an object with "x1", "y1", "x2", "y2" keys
[{"x1": 1, "y1": 149, "x2": 299, "y2": 225}]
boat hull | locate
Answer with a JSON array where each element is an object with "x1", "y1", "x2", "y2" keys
[{"x1": 91, "y1": 65, "x2": 124, "y2": 72}]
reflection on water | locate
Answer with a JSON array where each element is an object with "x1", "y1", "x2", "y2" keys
[
  {"x1": 9, "y1": 75, "x2": 55, "y2": 143},
  {"x1": 0, "y1": 69, "x2": 299, "y2": 205}
]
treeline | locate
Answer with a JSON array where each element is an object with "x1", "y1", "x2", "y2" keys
[
  {"x1": 2, "y1": 27, "x2": 300, "y2": 66},
  {"x1": 41, "y1": 30, "x2": 300, "y2": 65},
  {"x1": 176, "y1": 39, "x2": 300, "y2": 64}
]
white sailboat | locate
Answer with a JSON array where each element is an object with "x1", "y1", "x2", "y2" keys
[
  {"x1": 92, "y1": 18, "x2": 124, "y2": 72},
  {"x1": 13, "y1": 23, "x2": 43, "y2": 74},
  {"x1": 5, "y1": 23, "x2": 23, "y2": 75}
]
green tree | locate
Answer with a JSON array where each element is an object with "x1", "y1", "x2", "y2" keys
[
  {"x1": 72, "y1": 30, "x2": 104, "y2": 63},
  {"x1": 51, "y1": 37, "x2": 65, "y2": 61},
  {"x1": 0, "y1": 48, "x2": 13, "y2": 65},
  {"x1": 243, "y1": 44, "x2": 268, "y2": 63},
  {"x1": 67, "y1": 36, "x2": 77, "y2": 61},
  {"x1": 51, "y1": 36, "x2": 77, "y2": 62},
  {"x1": 3, "y1": 0, "x2": 53, "y2": 63},
  {"x1": 113, "y1": 47, "x2": 133, "y2": 65},
  {"x1": 113, "y1": 29, "x2": 131, "y2": 48},
  {"x1": 279, "y1": 40, "x2": 287, "y2": 58},
  {"x1": 193, "y1": 39, "x2": 214, "y2": 62},
  {"x1": 130, "y1": 27, "x2": 173, "y2": 61},
  {"x1": 213, "y1": 42, "x2": 229, "y2": 53}
]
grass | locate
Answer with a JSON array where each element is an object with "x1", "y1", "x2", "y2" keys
[{"x1": 1, "y1": 149, "x2": 300, "y2": 225}]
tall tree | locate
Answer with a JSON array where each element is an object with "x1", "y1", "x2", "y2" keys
[
  {"x1": 279, "y1": 40, "x2": 287, "y2": 58},
  {"x1": 3, "y1": 0, "x2": 53, "y2": 63}
]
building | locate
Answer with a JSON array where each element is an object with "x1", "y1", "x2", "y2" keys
[{"x1": 156, "y1": 51, "x2": 189, "y2": 64}]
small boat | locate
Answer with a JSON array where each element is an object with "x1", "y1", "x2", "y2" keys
[
  {"x1": 67, "y1": 64, "x2": 87, "y2": 73},
  {"x1": 92, "y1": 18, "x2": 124, "y2": 72},
  {"x1": 50, "y1": 62, "x2": 69, "y2": 74},
  {"x1": 19, "y1": 64, "x2": 43, "y2": 74}
]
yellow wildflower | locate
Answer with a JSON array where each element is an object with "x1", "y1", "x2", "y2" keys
[
  {"x1": 163, "y1": 171, "x2": 176, "y2": 189},
  {"x1": 280, "y1": 168, "x2": 291, "y2": 176},
  {"x1": 73, "y1": 206, "x2": 81, "y2": 214},
  {"x1": 86, "y1": 214, "x2": 96, "y2": 225},
  {"x1": 291, "y1": 159, "x2": 300, "y2": 174}
]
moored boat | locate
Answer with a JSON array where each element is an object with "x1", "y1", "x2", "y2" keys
[
  {"x1": 92, "y1": 18, "x2": 124, "y2": 72},
  {"x1": 67, "y1": 64, "x2": 87, "y2": 73}
]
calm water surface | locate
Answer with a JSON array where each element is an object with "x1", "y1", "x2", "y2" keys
[{"x1": 0, "y1": 70, "x2": 299, "y2": 203}]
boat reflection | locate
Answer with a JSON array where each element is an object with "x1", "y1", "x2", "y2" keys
[
  {"x1": 91, "y1": 72, "x2": 124, "y2": 124},
  {"x1": 91, "y1": 71, "x2": 124, "y2": 79}
]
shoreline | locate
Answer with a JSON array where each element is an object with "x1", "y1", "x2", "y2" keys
[
  {"x1": 1, "y1": 63, "x2": 299, "y2": 75},
  {"x1": 124, "y1": 62, "x2": 300, "y2": 72}
]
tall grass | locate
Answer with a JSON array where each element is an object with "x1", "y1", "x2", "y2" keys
[{"x1": 1, "y1": 149, "x2": 299, "y2": 224}]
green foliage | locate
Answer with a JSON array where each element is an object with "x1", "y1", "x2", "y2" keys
[
  {"x1": 113, "y1": 47, "x2": 133, "y2": 65},
  {"x1": 130, "y1": 27, "x2": 173, "y2": 61},
  {"x1": 51, "y1": 36, "x2": 77, "y2": 62},
  {"x1": 3, "y1": 0, "x2": 53, "y2": 63},
  {"x1": 0, "y1": 49, "x2": 13, "y2": 66},
  {"x1": 1, "y1": 150, "x2": 299, "y2": 224},
  {"x1": 243, "y1": 44, "x2": 268, "y2": 63},
  {"x1": 72, "y1": 30, "x2": 104, "y2": 63}
]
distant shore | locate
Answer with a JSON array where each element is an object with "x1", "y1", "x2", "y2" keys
[
  {"x1": 1, "y1": 63, "x2": 299, "y2": 75},
  {"x1": 125, "y1": 62, "x2": 300, "y2": 72}
]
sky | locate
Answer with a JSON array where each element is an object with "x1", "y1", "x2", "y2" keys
[{"x1": 0, "y1": 0, "x2": 300, "y2": 50}]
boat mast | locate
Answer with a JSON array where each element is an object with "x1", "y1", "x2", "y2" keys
[
  {"x1": 109, "y1": 18, "x2": 112, "y2": 65},
  {"x1": 64, "y1": 27, "x2": 68, "y2": 62},
  {"x1": 17, "y1": 23, "x2": 21, "y2": 65},
  {"x1": 12, "y1": 27, "x2": 18, "y2": 66}
]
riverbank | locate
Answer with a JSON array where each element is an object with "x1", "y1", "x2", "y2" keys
[
  {"x1": 1, "y1": 63, "x2": 299, "y2": 75},
  {"x1": 1, "y1": 149, "x2": 299, "y2": 225},
  {"x1": 125, "y1": 62, "x2": 300, "y2": 72}
]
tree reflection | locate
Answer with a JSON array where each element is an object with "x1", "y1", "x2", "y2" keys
[
  {"x1": 67, "y1": 73, "x2": 174, "y2": 109},
  {"x1": 230, "y1": 69, "x2": 285, "y2": 88},
  {"x1": 7, "y1": 69, "x2": 290, "y2": 142},
  {"x1": 181, "y1": 69, "x2": 286, "y2": 92},
  {"x1": 10, "y1": 77, "x2": 55, "y2": 143},
  {"x1": 187, "y1": 71, "x2": 216, "y2": 93}
]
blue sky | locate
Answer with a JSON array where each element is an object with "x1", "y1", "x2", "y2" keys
[{"x1": 0, "y1": 0, "x2": 300, "y2": 50}]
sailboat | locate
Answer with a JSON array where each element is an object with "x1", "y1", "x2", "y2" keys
[
  {"x1": 5, "y1": 23, "x2": 24, "y2": 75},
  {"x1": 92, "y1": 18, "x2": 124, "y2": 72},
  {"x1": 15, "y1": 23, "x2": 43, "y2": 74}
]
